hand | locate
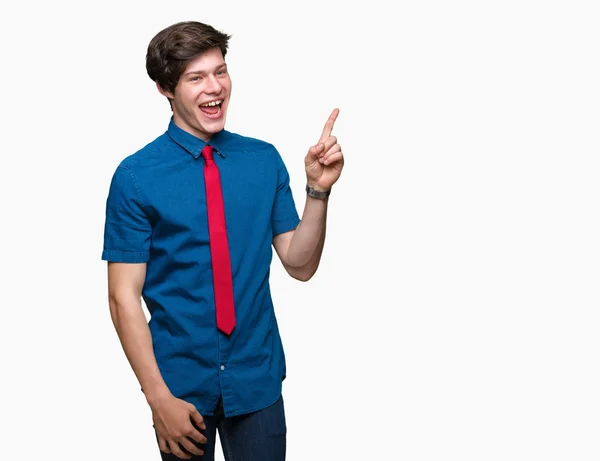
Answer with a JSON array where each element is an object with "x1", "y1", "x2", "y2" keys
[
  {"x1": 304, "y1": 108, "x2": 344, "y2": 192},
  {"x1": 150, "y1": 392, "x2": 208, "y2": 459}
]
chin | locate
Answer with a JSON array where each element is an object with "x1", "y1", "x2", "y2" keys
[{"x1": 207, "y1": 120, "x2": 226, "y2": 133}]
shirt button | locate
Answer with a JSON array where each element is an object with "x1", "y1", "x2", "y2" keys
[{"x1": 220, "y1": 365, "x2": 225, "y2": 371}]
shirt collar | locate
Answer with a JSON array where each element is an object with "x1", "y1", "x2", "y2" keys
[{"x1": 167, "y1": 117, "x2": 229, "y2": 159}]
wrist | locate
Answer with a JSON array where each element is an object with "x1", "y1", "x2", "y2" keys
[
  {"x1": 306, "y1": 182, "x2": 330, "y2": 193},
  {"x1": 144, "y1": 383, "x2": 172, "y2": 408}
]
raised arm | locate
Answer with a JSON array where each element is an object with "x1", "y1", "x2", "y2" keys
[{"x1": 273, "y1": 108, "x2": 344, "y2": 281}]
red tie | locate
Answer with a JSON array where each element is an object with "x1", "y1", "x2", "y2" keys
[{"x1": 201, "y1": 145, "x2": 236, "y2": 335}]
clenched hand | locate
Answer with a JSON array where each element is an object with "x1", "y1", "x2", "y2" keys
[{"x1": 152, "y1": 393, "x2": 208, "y2": 459}]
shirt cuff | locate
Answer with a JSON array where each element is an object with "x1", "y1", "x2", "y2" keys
[
  {"x1": 272, "y1": 217, "x2": 300, "y2": 237},
  {"x1": 101, "y1": 249, "x2": 149, "y2": 263}
]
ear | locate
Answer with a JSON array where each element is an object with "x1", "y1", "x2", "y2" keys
[{"x1": 156, "y1": 81, "x2": 174, "y2": 99}]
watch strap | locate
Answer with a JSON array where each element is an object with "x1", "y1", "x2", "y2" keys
[{"x1": 306, "y1": 184, "x2": 331, "y2": 200}]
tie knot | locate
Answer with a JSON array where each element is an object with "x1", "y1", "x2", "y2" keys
[{"x1": 201, "y1": 145, "x2": 214, "y2": 162}]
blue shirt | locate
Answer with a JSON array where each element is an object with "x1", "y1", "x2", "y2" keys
[{"x1": 102, "y1": 119, "x2": 300, "y2": 417}]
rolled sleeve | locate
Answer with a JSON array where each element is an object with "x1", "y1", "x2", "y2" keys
[
  {"x1": 271, "y1": 148, "x2": 300, "y2": 236},
  {"x1": 101, "y1": 165, "x2": 152, "y2": 263}
]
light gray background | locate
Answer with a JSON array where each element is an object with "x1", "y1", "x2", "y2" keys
[{"x1": 1, "y1": 0, "x2": 599, "y2": 460}]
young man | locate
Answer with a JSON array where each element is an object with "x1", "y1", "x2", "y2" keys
[{"x1": 102, "y1": 21, "x2": 344, "y2": 460}]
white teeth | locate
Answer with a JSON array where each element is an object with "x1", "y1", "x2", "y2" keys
[{"x1": 200, "y1": 100, "x2": 222, "y2": 107}]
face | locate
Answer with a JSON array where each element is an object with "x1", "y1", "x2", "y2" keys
[{"x1": 159, "y1": 47, "x2": 232, "y2": 142}]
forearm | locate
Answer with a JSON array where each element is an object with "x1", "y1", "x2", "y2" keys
[
  {"x1": 109, "y1": 295, "x2": 170, "y2": 406},
  {"x1": 286, "y1": 195, "x2": 328, "y2": 269}
]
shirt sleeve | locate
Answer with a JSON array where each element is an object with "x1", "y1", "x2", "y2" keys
[
  {"x1": 101, "y1": 165, "x2": 152, "y2": 263},
  {"x1": 271, "y1": 147, "x2": 300, "y2": 237}
]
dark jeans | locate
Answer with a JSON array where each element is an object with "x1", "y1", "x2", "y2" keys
[{"x1": 157, "y1": 395, "x2": 286, "y2": 461}]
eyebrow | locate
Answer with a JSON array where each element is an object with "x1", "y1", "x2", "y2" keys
[{"x1": 183, "y1": 63, "x2": 227, "y2": 77}]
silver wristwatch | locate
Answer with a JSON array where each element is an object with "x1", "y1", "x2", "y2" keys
[{"x1": 306, "y1": 184, "x2": 331, "y2": 200}]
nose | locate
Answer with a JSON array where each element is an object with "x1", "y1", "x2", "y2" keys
[{"x1": 205, "y1": 74, "x2": 223, "y2": 94}]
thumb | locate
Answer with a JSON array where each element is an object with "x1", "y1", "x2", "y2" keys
[
  {"x1": 307, "y1": 143, "x2": 325, "y2": 160},
  {"x1": 189, "y1": 406, "x2": 206, "y2": 430}
]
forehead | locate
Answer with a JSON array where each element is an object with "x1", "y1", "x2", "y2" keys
[{"x1": 183, "y1": 48, "x2": 226, "y2": 74}]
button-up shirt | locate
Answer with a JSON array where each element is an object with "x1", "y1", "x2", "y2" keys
[{"x1": 102, "y1": 119, "x2": 300, "y2": 417}]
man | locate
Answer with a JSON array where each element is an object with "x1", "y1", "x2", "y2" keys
[{"x1": 102, "y1": 21, "x2": 344, "y2": 460}]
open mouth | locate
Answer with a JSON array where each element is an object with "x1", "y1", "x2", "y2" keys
[{"x1": 199, "y1": 100, "x2": 223, "y2": 118}]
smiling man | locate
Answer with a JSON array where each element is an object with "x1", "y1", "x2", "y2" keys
[{"x1": 102, "y1": 21, "x2": 344, "y2": 461}]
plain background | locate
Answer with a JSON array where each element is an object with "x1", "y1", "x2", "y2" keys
[{"x1": 1, "y1": 0, "x2": 599, "y2": 459}]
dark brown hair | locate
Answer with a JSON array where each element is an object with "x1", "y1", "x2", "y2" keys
[{"x1": 146, "y1": 21, "x2": 231, "y2": 94}]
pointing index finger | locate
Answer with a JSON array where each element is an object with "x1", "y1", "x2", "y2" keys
[{"x1": 319, "y1": 108, "x2": 339, "y2": 143}]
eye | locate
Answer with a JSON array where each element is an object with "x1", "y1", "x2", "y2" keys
[
  {"x1": 217, "y1": 69, "x2": 228, "y2": 76},
  {"x1": 190, "y1": 76, "x2": 202, "y2": 82}
]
